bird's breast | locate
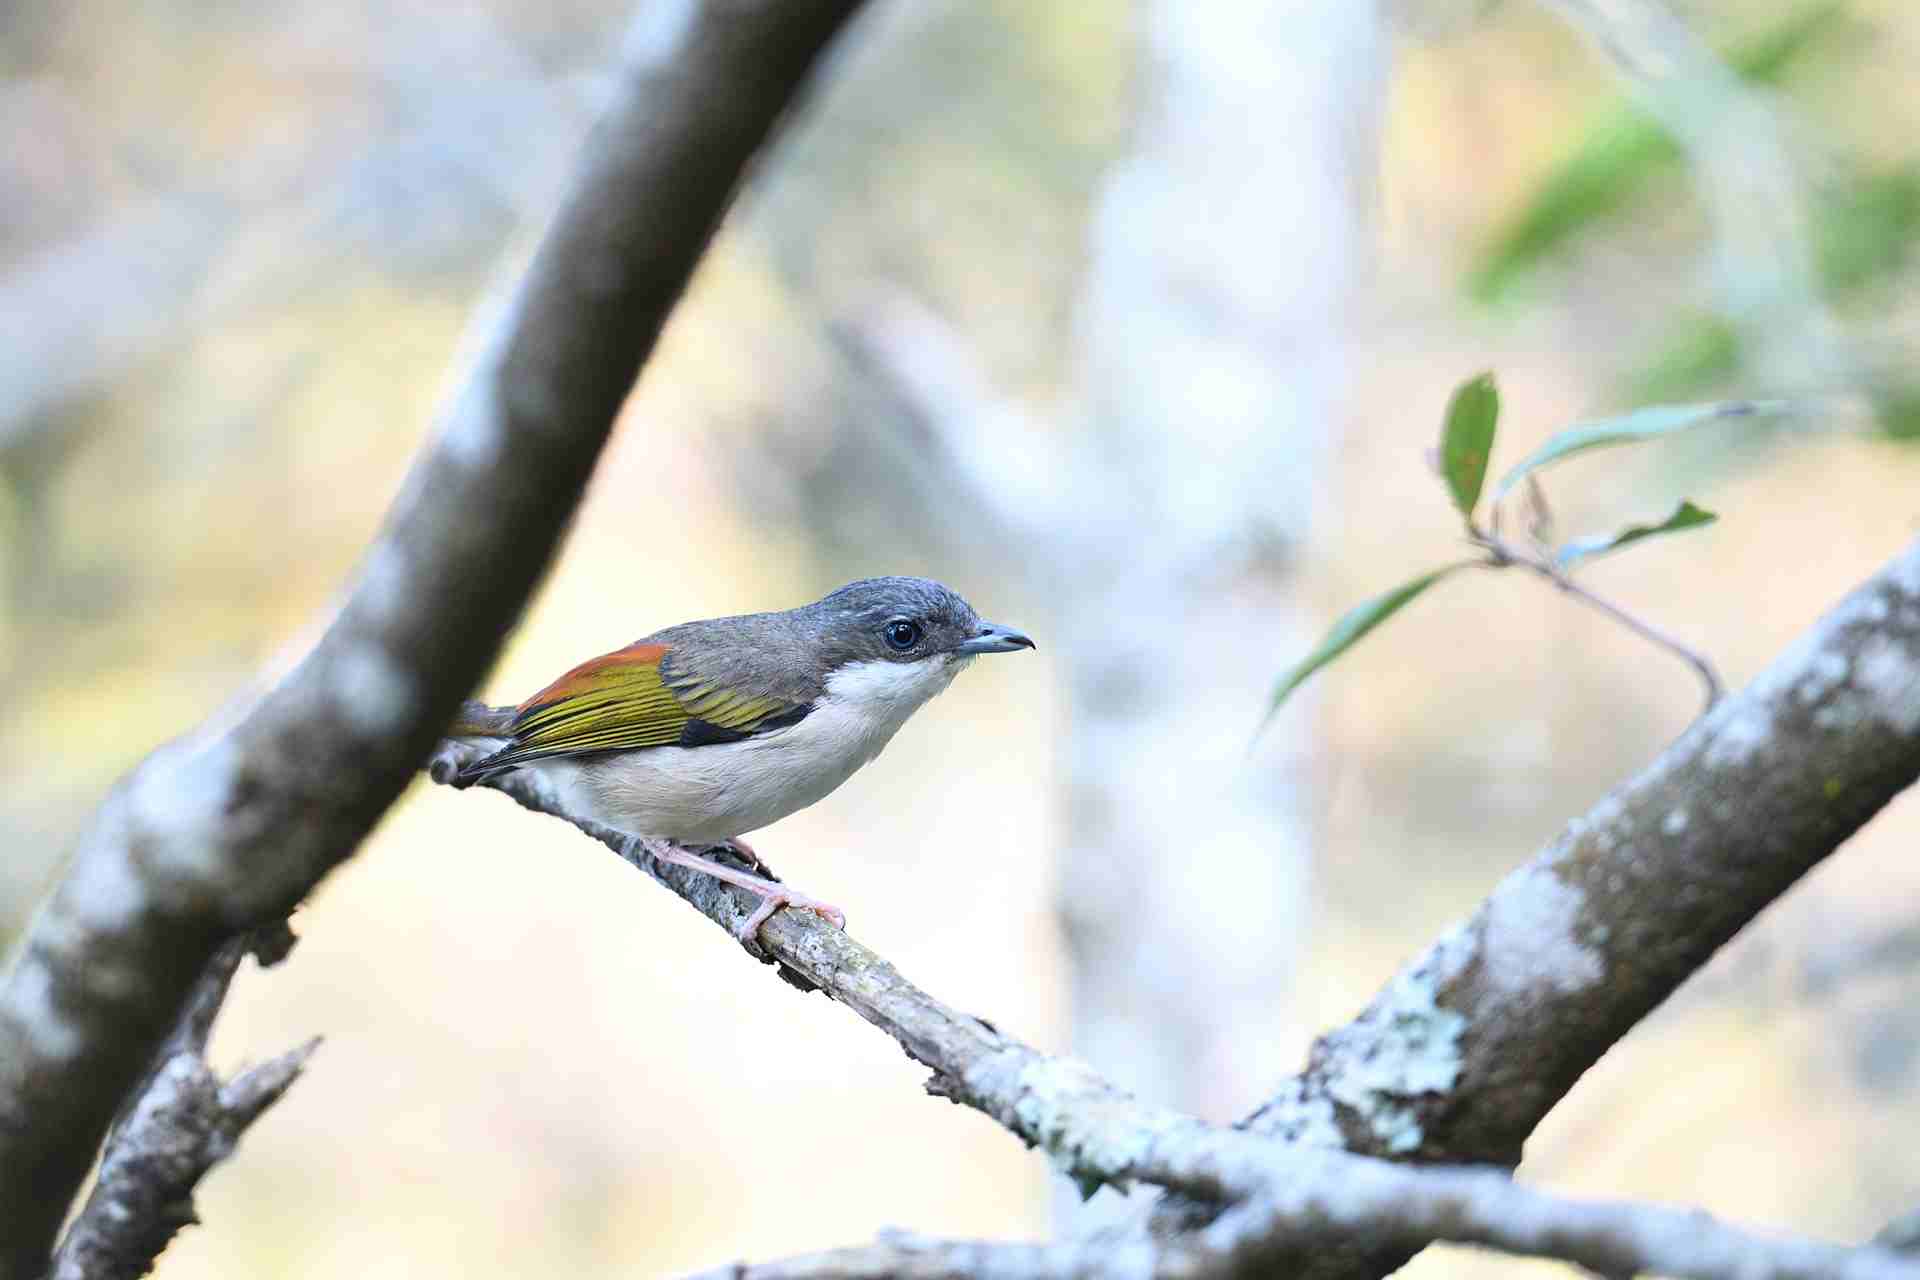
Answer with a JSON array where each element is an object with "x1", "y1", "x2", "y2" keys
[{"x1": 552, "y1": 682, "x2": 939, "y2": 843}]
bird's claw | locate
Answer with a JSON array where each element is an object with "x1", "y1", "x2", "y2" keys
[{"x1": 737, "y1": 890, "x2": 846, "y2": 942}]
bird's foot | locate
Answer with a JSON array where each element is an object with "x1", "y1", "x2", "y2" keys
[
  {"x1": 736, "y1": 886, "x2": 846, "y2": 943},
  {"x1": 629, "y1": 837, "x2": 845, "y2": 943}
]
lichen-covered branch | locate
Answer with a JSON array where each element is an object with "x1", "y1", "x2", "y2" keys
[
  {"x1": 48, "y1": 927, "x2": 313, "y2": 1280},
  {"x1": 703, "y1": 1171, "x2": 1920, "y2": 1280},
  {"x1": 435, "y1": 751, "x2": 1920, "y2": 1280},
  {"x1": 0, "y1": 4, "x2": 867, "y2": 1274},
  {"x1": 428, "y1": 749, "x2": 1287, "y2": 1203},
  {"x1": 1163, "y1": 537, "x2": 1920, "y2": 1276}
]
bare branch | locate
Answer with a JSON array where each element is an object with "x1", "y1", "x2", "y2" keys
[
  {"x1": 429, "y1": 746, "x2": 1920, "y2": 1280},
  {"x1": 0, "y1": 3, "x2": 869, "y2": 1273},
  {"x1": 1167, "y1": 537, "x2": 1920, "y2": 1277},
  {"x1": 706, "y1": 1173, "x2": 1920, "y2": 1280},
  {"x1": 49, "y1": 929, "x2": 314, "y2": 1280},
  {"x1": 427, "y1": 744, "x2": 1286, "y2": 1204}
]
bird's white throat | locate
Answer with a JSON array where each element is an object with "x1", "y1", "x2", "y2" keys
[{"x1": 822, "y1": 653, "x2": 970, "y2": 721}]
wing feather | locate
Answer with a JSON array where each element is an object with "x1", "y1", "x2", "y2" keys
[{"x1": 462, "y1": 641, "x2": 806, "y2": 775}]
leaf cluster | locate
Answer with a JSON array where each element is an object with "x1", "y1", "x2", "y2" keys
[{"x1": 1262, "y1": 374, "x2": 1778, "y2": 729}]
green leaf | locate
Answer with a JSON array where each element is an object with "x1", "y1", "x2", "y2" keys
[
  {"x1": 1440, "y1": 372, "x2": 1499, "y2": 520},
  {"x1": 1491, "y1": 400, "x2": 1786, "y2": 502},
  {"x1": 1260, "y1": 565, "x2": 1469, "y2": 731},
  {"x1": 1554, "y1": 501, "x2": 1718, "y2": 569}
]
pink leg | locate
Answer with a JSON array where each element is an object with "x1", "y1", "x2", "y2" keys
[{"x1": 630, "y1": 838, "x2": 845, "y2": 941}]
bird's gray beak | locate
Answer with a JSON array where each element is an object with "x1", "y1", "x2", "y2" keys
[{"x1": 956, "y1": 622, "x2": 1036, "y2": 656}]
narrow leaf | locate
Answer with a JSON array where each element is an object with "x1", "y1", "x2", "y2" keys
[
  {"x1": 1261, "y1": 565, "x2": 1468, "y2": 730},
  {"x1": 1440, "y1": 372, "x2": 1499, "y2": 519},
  {"x1": 1491, "y1": 400, "x2": 1786, "y2": 502},
  {"x1": 1554, "y1": 501, "x2": 1718, "y2": 569}
]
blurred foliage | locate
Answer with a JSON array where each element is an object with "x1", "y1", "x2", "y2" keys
[
  {"x1": 1468, "y1": 2, "x2": 1844, "y2": 304},
  {"x1": 1816, "y1": 167, "x2": 1920, "y2": 296},
  {"x1": 1467, "y1": 1, "x2": 1920, "y2": 440}
]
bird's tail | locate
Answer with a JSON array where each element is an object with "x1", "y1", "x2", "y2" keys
[
  {"x1": 431, "y1": 701, "x2": 517, "y2": 788},
  {"x1": 447, "y1": 700, "x2": 514, "y2": 737}
]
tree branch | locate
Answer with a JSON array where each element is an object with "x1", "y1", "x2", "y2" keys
[
  {"x1": 429, "y1": 659, "x2": 1920, "y2": 1280},
  {"x1": 1156, "y1": 537, "x2": 1920, "y2": 1276},
  {"x1": 48, "y1": 927, "x2": 313, "y2": 1280},
  {"x1": 0, "y1": 3, "x2": 868, "y2": 1274},
  {"x1": 701, "y1": 1171, "x2": 1920, "y2": 1280}
]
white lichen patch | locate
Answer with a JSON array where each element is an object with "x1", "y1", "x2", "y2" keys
[
  {"x1": 62, "y1": 847, "x2": 149, "y2": 934},
  {"x1": 131, "y1": 736, "x2": 245, "y2": 885},
  {"x1": 624, "y1": 0, "x2": 699, "y2": 69},
  {"x1": 963, "y1": 1051, "x2": 1156, "y2": 1184},
  {"x1": 333, "y1": 645, "x2": 418, "y2": 738},
  {"x1": 356, "y1": 543, "x2": 413, "y2": 629},
  {"x1": 1796, "y1": 650, "x2": 1851, "y2": 705},
  {"x1": 1278, "y1": 1090, "x2": 1346, "y2": 1149},
  {"x1": 1480, "y1": 865, "x2": 1604, "y2": 998},
  {"x1": 439, "y1": 384, "x2": 506, "y2": 471},
  {"x1": 1887, "y1": 551, "x2": 1920, "y2": 602},
  {"x1": 1851, "y1": 633, "x2": 1920, "y2": 736},
  {"x1": 1322, "y1": 924, "x2": 1473, "y2": 1154},
  {"x1": 1702, "y1": 702, "x2": 1773, "y2": 769},
  {"x1": 7, "y1": 961, "x2": 82, "y2": 1063}
]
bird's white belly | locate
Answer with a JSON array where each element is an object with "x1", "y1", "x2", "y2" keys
[{"x1": 523, "y1": 672, "x2": 951, "y2": 844}]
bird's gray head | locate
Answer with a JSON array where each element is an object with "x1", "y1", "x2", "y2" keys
[{"x1": 805, "y1": 577, "x2": 1034, "y2": 674}]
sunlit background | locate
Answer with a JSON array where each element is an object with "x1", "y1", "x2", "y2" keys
[{"x1": 5, "y1": 0, "x2": 1920, "y2": 1275}]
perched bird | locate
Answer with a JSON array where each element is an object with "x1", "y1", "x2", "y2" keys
[{"x1": 444, "y1": 577, "x2": 1034, "y2": 939}]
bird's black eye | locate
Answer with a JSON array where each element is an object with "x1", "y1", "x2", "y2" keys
[{"x1": 884, "y1": 619, "x2": 921, "y2": 651}]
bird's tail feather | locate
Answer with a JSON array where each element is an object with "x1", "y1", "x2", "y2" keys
[
  {"x1": 433, "y1": 701, "x2": 517, "y2": 788},
  {"x1": 447, "y1": 700, "x2": 514, "y2": 738}
]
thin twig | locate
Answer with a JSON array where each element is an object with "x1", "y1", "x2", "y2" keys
[
  {"x1": 1543, "y1": 562, "x2": 1726, "y2": 704},
  {"x1": 1473, "y1": 526, "x2": 1726, "y2": 708}
]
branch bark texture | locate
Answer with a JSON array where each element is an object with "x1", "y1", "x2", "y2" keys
[
  {"x1": 434, "y1": 666, "x2": 1920, "y2": 1280},
  {"x1": 48, "y1": 927, "x2": 312, "y2": 1280},
  {"x1": 0, "y1": 3, "x2": 866, "y2": 1274},
  {"x1": 1164, "y1": 538, "x2": 1920, "y2": 1275}
]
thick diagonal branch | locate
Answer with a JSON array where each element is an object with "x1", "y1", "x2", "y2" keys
[
  {"x1": 1158, "y1": 541, "x2": 1920, "y2": 1276},
  {"x1": 0, "y1": 3, "x2": 867, "y2": 1274}
]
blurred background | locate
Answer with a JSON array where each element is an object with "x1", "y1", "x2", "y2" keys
[{"x1": 4, "y1": 0, "x2": 1920, "y2": 1274}]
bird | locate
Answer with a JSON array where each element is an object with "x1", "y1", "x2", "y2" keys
[{"x1": 442, "y1": 577, "x2": 1034, "y2": 940}]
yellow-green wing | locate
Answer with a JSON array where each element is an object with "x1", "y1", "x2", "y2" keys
[{"x1": 474, "y1": 642, "x2": 799, "y2": 771}]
